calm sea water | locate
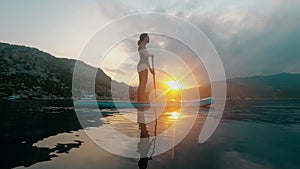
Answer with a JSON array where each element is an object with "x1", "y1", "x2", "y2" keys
[{"x1": 1, "y1": 99, "x2": 299, "y2": 169}]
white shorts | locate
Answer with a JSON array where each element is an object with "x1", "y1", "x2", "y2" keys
[{"x1": 137, "y1": 64, "x2": 149, "y2": 72}]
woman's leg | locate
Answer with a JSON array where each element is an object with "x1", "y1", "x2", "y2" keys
[{"x1": 137, "y1": 70, "x2": 148, "y2": 102}]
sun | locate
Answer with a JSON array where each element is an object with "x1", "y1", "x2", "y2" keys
[{"x1": 166, "y1": 80, "x2": 185, "y2": 90}]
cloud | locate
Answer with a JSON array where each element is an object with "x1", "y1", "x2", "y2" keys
[
  {"x1": 174, "y1": 0, "x2": 300, "y2": 78},
  {"x1": 104, "y1": 67, "x2": 127, "y2": 76},
  {"x1": 96, "y1": 0, "x2": 131, "y2": 19},
  {"x1": 95, "y1": 0, "x2": 300, "y2": 79},
  {"x1": 1, "y1": 0, "x2": 299, "y2": 79}
]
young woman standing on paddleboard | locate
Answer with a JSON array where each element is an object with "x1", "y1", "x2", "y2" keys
[{"x1": 137, "y1": 33, "x2": 154, "y2": 102}]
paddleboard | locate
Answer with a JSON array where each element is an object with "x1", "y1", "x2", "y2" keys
[{"x1": 74, "y1": 97, "x2": 213, "y2": 109}]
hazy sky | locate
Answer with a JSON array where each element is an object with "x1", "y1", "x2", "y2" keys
[{"x1": 1, "y1": 0, "x2": 300, "y2": 80}]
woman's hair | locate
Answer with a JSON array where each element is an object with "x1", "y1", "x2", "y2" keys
[{"x1": 138, "y1": 33, "x2": 148, "y2": 45}]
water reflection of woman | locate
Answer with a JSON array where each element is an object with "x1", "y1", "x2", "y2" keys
[{"x1": 137, "y1": 110, "x2": 153, "y2": 169}]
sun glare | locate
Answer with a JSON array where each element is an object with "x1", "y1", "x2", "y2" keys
[
  {"x1": 169, "y1": 111, "x2": 180, "y2": 120},
  {"x1": 166, "y1": 80, "x2": 185, "y2": 90}
]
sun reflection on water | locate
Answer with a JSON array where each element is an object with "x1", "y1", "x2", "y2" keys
[{"x1": 168, "y1": 111, "x2": 180, "y2": 121}]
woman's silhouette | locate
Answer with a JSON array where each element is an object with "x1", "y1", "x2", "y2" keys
[{"x1": 137, "y1": 33, "x2": 154, "y2": 102}]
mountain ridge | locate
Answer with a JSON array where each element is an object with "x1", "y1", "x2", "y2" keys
[
  {"x1": 227, "y1": 72, "x2": 300, "y2": 98},
  {"x1": 0, "y1": 42, "x2": 132, "y2": 100},
  {"x1": 1, "y1": 42, "x2": 299, "y2": 100}
]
